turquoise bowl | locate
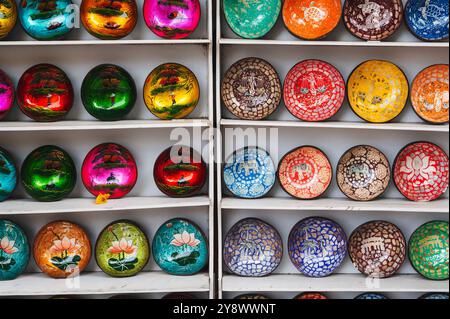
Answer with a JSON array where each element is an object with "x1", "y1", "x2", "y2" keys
[{"x1": 0, "y1": 220, "x2": 30, "y2": 281}]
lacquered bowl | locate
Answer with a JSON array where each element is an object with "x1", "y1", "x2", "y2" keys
[
  {"x1": 411, "y1": 64, "x2": 449, "y2": 124},
  {"x1": 0, "y1": 0, "x2": 17, "y2": 39},
  {"x1": 283, "y1": 59, "x2": 345, "y2": 121},
  {"x1": 0, "y1": 69, "x2": 14, "y2": 120},
  {"x1": 282, "y1": 0, "x2": 341, "y2": 40},
  {"x1": 17, "y1": 64, "x2": 74, "y2": 122},
  {"x1": 21, "y1": 145, "x2": 76, "y2": 202},
  {"x1": 347, "y1": 60, "x2": 408, "y2": 123},
  {"x1": 420, "y1": 293, "x2": 449, "y2": 299},
  {"x1": 152, "y1": 218, "x2": 208, "y2": 276},
  {"x1": 222, "y1": 57, "x2": 281, "y2": 120},
  {"x1": 393, "y1": 142, "x2": 449, "y2": 202},
  {"x1": 355, "y1": 293, "x2": 389, "y2": 299},
  {"x1": 405, "y1": 0, "x2": 449, "y2": 41},
  {"x1": 223, "y1": 0, "x2": 281, "y2": 39},
  {"x1": 95, "y1": 220, "x2": 150, "y2": 277},
  {"x1": 288, "y1": 217, "x2": 347, "y2": 277},
  {"x1": 0, "y1": 220, "x2": 29, "y2": 281},
  {"x1": 278, "y1": 146, "x2": 332, "y2": 199},
  {"x1": 337, "y1": 145, "x2": 391, "y2": 201},
  {"x1": 348, "y1": 220, "x2": 406, "y2": 278},
  {"x1": 0, "y1": 147, "x2": 17, "y2": 202},
  {"x1": 294, "y1": 292, "x2": 328, "y2": 299},
  {"x1": 224, "y1": 218, "x2": 283, "y2": 277},
  {"x1": 409, "y1": 221, "x2": 449, "y2": 280},
  {"x1": 223, "y1": 147, "x2": 276, "y2": 199},
  {"x1": 234, "y1": 294, "x2": 270, "y2": 300},
  {"x1": 34, "y1": 221, "x2": 91, "y2": 278}
]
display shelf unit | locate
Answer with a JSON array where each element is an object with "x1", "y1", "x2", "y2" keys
[{"x1": 0, "y1": 39, "x2": 211, "y2": 46}]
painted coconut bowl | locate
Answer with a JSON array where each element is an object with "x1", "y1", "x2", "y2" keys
[
  {"x1": 143, "y1": 0, "x2": 201, "y2": 39},
  {"x1": 21, "y1": 145, "x2": 76, "y2": 202},
  {"x1": 393, "y1": 142, "x2": 449, "y2": 202},
  {"x1": 0, "y1": 69, "x2": 14, "y2": 120},
  {"x1": 82, "y1": 143, "x2": 138, "y2": 199},
  {"x1": 294, "y1": 292, "x2": 328, "y2": 299},
  {"x1": 34, "y1": 221, "x2": 91, "y2": 278},
  {"x1": 221, "y1": 57, "x2": 281, "y2": 120},
  {"x1": 347, "y1": 60, "x2": 408, "y2": 123},
  {"x1": 152, "y1": 218, "x2": 208, "y2": 276},
  {"x1": 17, "y1": 64, "x2": 74, "y2": 122},
  {"x1": 234, "y1": 294, "x2": 270, "y2": 300},
  {"x1": 278, "y1": 146, "x2": 332, "y2": 199},
  {"x1": 409, "y1": 221, "x2": 449, "y2": 280},
  {"x1": 81, "y1": 64, "x2": 137, "y2": 121},
  {"x1": 0, "y1": 220, "x2": 30, "y2": 281},
  {"x1": 223, "y1": 147, "x2": 276, "y2": 199},
  {"x1": 143, "y1": 63, "x2": 200, "y2": 120},
  {"x1": 154, "y1": 146, "x2": 206, "y2": 198},
  {"x1": 411, "y1": 64, "x2": 449, "y2": 124},
  {"x1": 420, "y1": 293, "x2": 449, "y2": 299},
  {"x1": 223, "y1": 218, "x2": 283, "y2": 277},
  {"x1": 19, "y1": 0, "x2": 73, "y2": 40},
  {"x1": 0, "y1": 147, "x2": 17, "y2": 202},
  {"x1": 162, "y1": 293, "x2": 198, "y2": 299},
  {"x1": 95, "y1": 220, "x2": 150, "y2": 277},
  {"x1": 0, "y1": 0, "x2": 17, "y2": 39},
  {"x1": 81, "y1": 0, "x2": 138, "y2": 40},
  {"x1": 337, "y1": 145, "x2": 391, "y2": 201},
  {"x1": 355, "y1": 293, "x2": 389, "y2": 299},
  {"x1": 288, "y1": 217, "x2": 347, "y2": 277},
  {"x1": 223, "y1": 0, "x2": 281, "y2": 39},
  {"x1": 282, "y1": 0, "x2": 341, "y2": 40},
  {"x1": 283, "y1": 59, "x2": 345, "y2": 121},
  {"x1": 405, "y1": 0, "x2": 449, "y2": 41},
  {"x1": 348, "y1": 220, "x2": 406, "y2": 278}
]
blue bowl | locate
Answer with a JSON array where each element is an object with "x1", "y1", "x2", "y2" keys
[
  {"x1": 0, "y1": 220, "x2": 30, "y2": 281},
  {"x1": 420, "y1": 293, "x2": 449, "y2": 299},
  {"x1": 405, "y1": 0, "x2": 449, "y2": 41},
  {"x1": 355, "y1": 293, "x2": 389, "y2": 300},
  {"x1": 0, "y1": 147, "x2": 17, "y2": 202}
]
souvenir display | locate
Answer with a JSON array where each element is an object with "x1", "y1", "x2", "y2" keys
[
  {"x1": 82, "y1": 143, "x2": 137, "y2": 199},
  {"x1": 0, "y1": 147, "x2": 17, "y2": 202},
  {"x1": 393, "y1": 142, "x2": 449, "y2": 202},
  {"x1": 152, "y1": 218, "x2": 208, "y2": 276},
  {"x1": 223, "y1": 0, "x2": 281, "y2": 39},
  {"x1": 409, "y1": 221, "x2": 449, "y2": 280},
  {"x1": 223, "y1": 218, "x2": 283, "y2": 277},
  {"x1": 34, "y1": 221, "x2": 91, "y2": 278},
  {"x1": 223, "y1": 147, "x2": 276, "y2": 199},
  {"x1": 278, "y1": 146, "x2": 332, "y2": 199},
  {"x1": 337, "y1": 145, "x2": 391, "y2": 201},
  {"x1": 355, "y1": 293, "x2": 388, "y2": 299},
  {"x1": 294, "y1": 292, "x2": 328, "y2": 299},
  {"x1": 288, "y1": 217, "x2": 347, "y2": 277},
  {"x1": 411, "y1": 64, "x2": 449, "y2": 124},
  {"x1": 420, "y1": 293, "x2": 449, "y2": 299},
  {"x1": 0, "y1": 0, "x2": 17, "y2": 39},
  {"x1": 143, "y1": 0, "x2": 200, "y2": 39},
  {"x1": 95, "y1": 220, "x2": 150, "y2": 277},
  {"x1": 19, "y1": 0, "x2": 73, "y2": 40},
  {"x1": 143, "y1": 63, "x2": 200, "y2": 120},
  {"x1": 283, "y1": 59, "x2": 345, "y2": 121},
  {"x1": 21, "y1": 145, "x2": 76, "y2": 202},
  {"x1": 80, "y1": 0, "x2": 137, "y2": 40},
  {"x1": 154, "y1": 146, "x2": 206, "y2": 198},
  {"x1": 0, "y1": 220, "x2": 30, "y2": 281},
  {"x1": 282, "y1": 0, "x2": 341, "y2": 40},
  {"x1": 347, "y1": 60, "x2": 408, "y2": 123},
  {"x1": 221, "y1": 58, "x2": 281, "y2": 120},
  {"x1": 405, "y1": 0, "x2": 449, "y2": 41},
  {"x1": 0, "y1": 69, "x2": 14, "y2": 120},
  {"x1": 348, "y1": 221, "x2": 406, "y2": 278},
  {"x1": 81, "y1": 64, "x2": 137, "y2": 121},
  {"x1": 162, "y1": 293, "x2": 198, "y2": 299},
  {"x1": 234, "y1": 294, "x2": 270, "y2": 300},
  {"x1": 17, "y1": 64, "x2": 74, "y2": 122}
]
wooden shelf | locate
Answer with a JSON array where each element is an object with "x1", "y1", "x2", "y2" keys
[{"x1": 0, "y1": 39, "x2": 211, "y2": 46}]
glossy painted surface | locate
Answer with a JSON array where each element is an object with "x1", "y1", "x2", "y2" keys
[
  {"x1": 152, "y1": 218, "x2": 208, "y2": 276},
  {"x1": 420, "y1": 293, "x2": 449, "y2": 299},
  {"x1": 224, "y1": 147, "x2": 276, "y2": 199},
  {"x1": 283, "y1": 0, "x2": 341, "y2": 40},
  {"x1": 405, "y1": 0, "x2": 449, "y2": 41},
  {"x1": 0, "y1": 69, "x2": 14, "y2": 120},
  {"x1": 223, "y1": 0, "x2": 281, "y2": 39},
  {"x1": 409, "y1": 221, "x2": 449, "y2": 280},
  {"x1": 0, "y1": 0, "x2": 17, "y2": 39},
  {"x1": 95, "y1": 220, "x2": 150, "y2": 277},
  {"x1": 143, "y1": 63, "x2": 199, "y2": 120},
  {"x1": 288, "y1": 217, "x2": 347, "y2": 277},
  {"x1": 235, "y1": 294, "x2": 270, "y2": 300},
  {"x1": 347, "y1": 60, "x2": 408, "y2": 123},
  {"x1": 224, "y1": 218, "x2": 283, "y2": 277},
  {"x1": 81, "y1": 0, "x2": 138, "y2": 40},
  {"x1": 0, "y1": 147, "x2": 17, "y2": 202},
  {"x1": 34, "y1": 221, "x2": 91, "y2": 278},
  {"x1": 19, "y1": 0, "x2": 73, "y2": 40},
  {"x1": 144, "y1": 0, "x2": 200, "y2": 39},
  {"x1": 355, "y1": 293, "x2": 388, "y2": 299},
  {"x1": 295, "y1": 292, "x2": 328, "y2": 299},
  {"x1": 21, "y1": 145, "x2": 76, "y2": 202},
  {"x1": 17, "y1": 64, "x2": 74, "y2": 122},
  {"x1": 393, "y1": 142, "x2": 449, "y2": 202},
  {"x1": 0, "y1": 220, "x2": 30, "y2": 281},
  {"x1": 283, "y1": 59, "x2": 345, "y2": 122}
]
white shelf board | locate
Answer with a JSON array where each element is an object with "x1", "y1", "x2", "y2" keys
[
  {"x1": 0, "y1": 39, "x2": 211, "y2": 46},
  {"x1": 0, "y1": 196, "x2": 210, "y2": 216},
  {"x1": 221, "y1": 197, "x2": 449, "y2": 214},
  {"x1": 222, "y1": 274, "x2": 449, "y2": 292},
  {"x1": 0, "y1": 272, "x2": 210, "y2": 296}
]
